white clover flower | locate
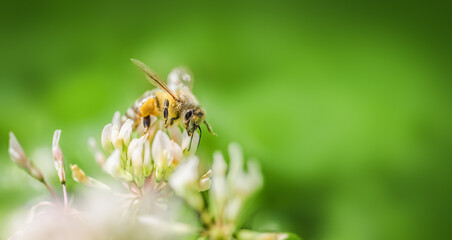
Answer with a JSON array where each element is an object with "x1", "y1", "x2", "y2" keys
[
  {"x1": 152, "y1": 130, "x2": 189, "y2": 182},
  {"x1": 208, "y1": 143, "x2": 264, "y2": 234},
  {"x1": 103, "y1": 149, "x2": 132, "y2": 182},
  {"x1": 152, "y1": 130, "x2": 173, "y2": 182},
  {"x1": 128, "y1": 134, "x2": 147, "y2": 187},
  {"x1": 226, "y1": 143, "x2": 263, "y2": 199},
  {"x1": 168, "y1": 156, "x2": 211, "y2": 211},
  {"x1": 101, "y1": 113, "x2": 134, "y2": 153}
]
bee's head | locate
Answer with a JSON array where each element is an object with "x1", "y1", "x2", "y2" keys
[{"x1": 183, "y1": 107, "x2": 205, "y2": 136}]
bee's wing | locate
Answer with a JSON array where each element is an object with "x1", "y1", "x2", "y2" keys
[
  {"x1": 167, "y1": 67, "x2": 194, "y2": 91},
  {"x1": 131, "y1": 59, "x2": 180, "y2": 102}
]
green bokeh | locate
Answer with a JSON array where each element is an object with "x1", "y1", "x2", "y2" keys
[{"x1": 1, "y1": 1, "x2": 451, "y2": 239}]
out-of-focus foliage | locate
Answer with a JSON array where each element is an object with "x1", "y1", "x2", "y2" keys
[{"x1": 0, "y1": 0, "x2": 451, "y2": 239}]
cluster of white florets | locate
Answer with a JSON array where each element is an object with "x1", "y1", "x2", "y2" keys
[{"x1": 7, "y1": 110, "x2": 290, "y2": 240}]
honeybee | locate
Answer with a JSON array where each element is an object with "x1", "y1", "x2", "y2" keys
[{"x1": 125, "y1": 59, "x2": 215, "y2": 146}]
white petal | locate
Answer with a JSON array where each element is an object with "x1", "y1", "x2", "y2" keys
[
  {"x1": 170, "y1": 141, "x2": 183, "y2": 167},
  {"x1": 131, "y1": 135, "x2": 147, "y2": 169},
  {"x1": 127, "y1": 138, "x2": 139, "y2": 160},
  {"x1": 181, "y1": 130, "x2": 190, "y2": 149},
  {"x1": 167, "y1": 124, "x2": 182, "y2": 145},
  {"x1": 227, "y1": 143, "x2": 244, "y2": 182},
  {"x1": 112, "y1": 111, "x2": 121, "y2": 128},
  {"x1": 152, "y1": 130, "x2": 172, "y2": 162},
  {"x1": 199, "y1": 169, "x2": 212, "y2": 192},
  {"x1": 224, "y1": 197, "x2": 242, "y2": 222},
  {"x1": 103, "y1": 150, "x2": 121, "y2": 177},
  {"x1": 247, "y1": 160, "x2": 263, "y2": 190},
  {"x1": 181, "y1": 130, "x2": 200, "y2": 155},
  {"x1": 235, "y1": 160, "x2": 263, "y2": 198},
  {"x1": 211, "y1": 151, "x2": 228, "y2": 208},
  {"x1": 212, "y1": 151, "x2": 227, "y2": 176},
  {"x1": 138, "y1": 215, "x2": 197, "y2": 235},
  {"x1": 169, "y1": 156, "x2": 199, "y2": 195},
  {"x1": 111, "y1": 124, "x2": 121, "y2": 149},
  {"x1": 237, "y1": 230, "x2": 289, "y2": 240},
  {"x1": 118, "y1": 119, "x2": 134, "y2": 146},
  {"x1": 101, "y1": 123, "x2": 113, "y2": 152},
  {"x1": 143, "y1": 139, "x2": 152, "y2": 176}
]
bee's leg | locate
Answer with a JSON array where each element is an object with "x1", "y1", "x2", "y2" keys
[
  {"x1": 140, "y1": 97, "x2": 156, "y2": 132},
  {"x1": 204, "y1": 120, "x2": 217, "y2": 136},
  {"x1": 142, "y1": 115, "x2": 151, "y2": 130},
  {"x1": 169, "y1": 116, "x2": 179, "y2": 126},
  {"x1": 163, "y1": 99, "x2": 169, "y2": 127}
]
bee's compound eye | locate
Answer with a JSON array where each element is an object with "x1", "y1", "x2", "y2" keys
[{"x1": 185, "y1": 110, "x2": 193, "y2": 120}]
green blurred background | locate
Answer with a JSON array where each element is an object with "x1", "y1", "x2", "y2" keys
[{"x1": 1, "y1": 0, "x2": 451, "y2": 239}]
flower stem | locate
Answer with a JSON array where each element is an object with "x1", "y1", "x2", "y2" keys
[
  {"x1": 44, "y1": 181, "x2": 60, "y2": 204},
  {"x1": 62, "y1": 183, "x2": 68, "y2": 208}
]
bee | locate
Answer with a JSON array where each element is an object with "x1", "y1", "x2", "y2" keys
[{"x1": 125, "y1": 59, "x2": 215, "y2": 147}]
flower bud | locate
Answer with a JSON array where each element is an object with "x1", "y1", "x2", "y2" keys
[
  {"x1": 8, "y1": 132, "x2": 44, "y2": 182},
  {"x1": 9, "y1": 132, "x2": 29, "y2": 169},
  {"x1": 199, "y1": 169, "x2": 212, "y2": 192},
  {"x1": 52, "y1": 130, "x2": 66, "y2": 184},
  {"x1": 70, "y1": 164, "x2": 110, "y2": 190}
]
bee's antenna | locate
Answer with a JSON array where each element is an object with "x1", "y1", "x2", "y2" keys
[{"x1": 187, "y1": 132, "x2": 194, "y2": 151}]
